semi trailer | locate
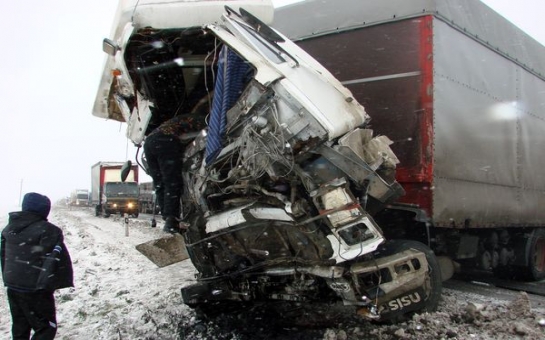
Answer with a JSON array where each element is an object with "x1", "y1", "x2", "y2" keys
[{"x1": 274, "y1": 0, "x2": 545, "y2": 280}]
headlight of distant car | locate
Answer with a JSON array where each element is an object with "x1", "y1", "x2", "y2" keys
[{"x1": 127, "y1": 202, "x2": 134, "y2": 209}]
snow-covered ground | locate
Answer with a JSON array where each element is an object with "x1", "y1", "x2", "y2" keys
[
  {"x1": 2, "y1": 206, "x2": 545, "y2": 339},
  {"x1": 0, "y1": 206, "x2": 197, "y2": 340}
]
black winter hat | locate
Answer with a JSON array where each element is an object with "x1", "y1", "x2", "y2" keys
[{"x1": 22, "y1": 192, "x2": 51, "y2": 218}]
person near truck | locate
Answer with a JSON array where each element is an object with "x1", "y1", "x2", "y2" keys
[
  {"x1": 1, "y1": 192, "x2": 74, "y2": 340},
  {"x1": 143, "y1": 112, "x2": 207, "y2": 233}
]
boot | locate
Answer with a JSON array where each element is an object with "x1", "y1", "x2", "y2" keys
[{"x1": 163, "y1": 216, "x2": 179, "y2": 234}]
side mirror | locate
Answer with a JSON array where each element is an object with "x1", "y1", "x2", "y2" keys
[
  {"x1": 120, "y1": 160, "x2": 132, "y2": 182},
  {"x1": 103, "y1": 38, "x2": 120, "y2": 56}
]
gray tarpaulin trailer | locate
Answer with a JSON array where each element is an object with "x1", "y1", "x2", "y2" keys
[{"x1": 274, "y1": 0, "x2": 545, "y2": 280}]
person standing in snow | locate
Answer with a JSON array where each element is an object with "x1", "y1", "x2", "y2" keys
[
  {"x1": 143, "y1": 112, "x2": 207, "y2": 234},
  {"x1": 1, "y1": 192, "x2": 74, "y2": 340}
]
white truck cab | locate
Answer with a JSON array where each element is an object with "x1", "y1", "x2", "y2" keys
[
  {"x1": 93, "y1": 0, "x2": 367, "y2": 146},
  {"x1": 92, "y1": 0, "x2": 439, "y2": 323}
]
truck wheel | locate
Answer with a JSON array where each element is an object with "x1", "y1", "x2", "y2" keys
[
  {"x1": 133, "y1": 212, "x2": 139, "y2": 218},
  {"x1": 375, "y1": 240, "x2": 442, "y2": 323},
  {"x1": 103, "y1": 210, "x2": 111, "y2": 218},
  {"x1": 526, "y1": 228, "x2": 545, "y2": 281}
]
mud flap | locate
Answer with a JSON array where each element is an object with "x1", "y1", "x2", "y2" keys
[{"x1": 135, "y1": 234, "x2": 189, "y2": 267}]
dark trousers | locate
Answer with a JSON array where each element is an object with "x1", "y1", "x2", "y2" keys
[
  {"x1": 143, "y1": 133, "x2": 185, "y2": 219},
  {"x1": 7, "y1": 289, "x2": 57, "y2": 340}
]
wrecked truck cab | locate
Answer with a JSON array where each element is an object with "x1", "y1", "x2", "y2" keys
[
  {"x1": 92, "y1": 0, "x2": 277, "y2": 145},
  {"x1": 94, "y1": 0, "x2": 442, "y2": 323}
]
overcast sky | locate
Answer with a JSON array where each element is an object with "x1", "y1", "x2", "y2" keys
[{"x1": 0, "y1": 0, "x2": 543, "y2": 216}]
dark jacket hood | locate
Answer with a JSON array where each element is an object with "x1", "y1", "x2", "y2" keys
[
  {"x1": 6, "y1": 211, "x2": 46, "y2": 234},
  {"x1": 21, "y1": 192, "x2": 51, "y2": 218}
]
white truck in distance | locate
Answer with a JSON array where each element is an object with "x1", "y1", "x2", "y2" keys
[{"x1": 69, "y1": 189, "x2": 89, "y2": 207}]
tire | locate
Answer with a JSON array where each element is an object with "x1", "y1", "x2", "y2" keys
[
  {"x1": 375, "y1": 240, "x2": 442, "y2": 322},
  {"x1": 132, "y1": 212, "x2": 139, "y2": 218},
  {"x1": 525, "y1": 228, "x2": 545, "y2": 281}
]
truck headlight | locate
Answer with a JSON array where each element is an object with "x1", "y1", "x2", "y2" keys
[
  {"x1": 113, "y1": 203, "x2": 118, "y2": 208},
  {"x1": 128, "y1": 202, "x2": 134, "y2": 209}
]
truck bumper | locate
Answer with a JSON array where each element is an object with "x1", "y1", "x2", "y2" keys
[{"x1": 104, "y1": 201, "x2": 139, "y2": 215}]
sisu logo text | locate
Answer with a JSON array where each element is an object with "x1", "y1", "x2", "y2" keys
[{"x1": 381, "y1": 292, "x2": 422, "y2": 312}]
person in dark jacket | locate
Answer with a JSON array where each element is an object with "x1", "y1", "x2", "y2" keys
[
  {"x1": 1, "y1": 192, "x2": 74, "y2": 340},
  {"x1": 143, "y1": 113, "x2": 206, "y2": 233}
]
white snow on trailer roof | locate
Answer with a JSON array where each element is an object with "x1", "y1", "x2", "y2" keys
[{"x1": 273, "y1": 0, "x2": 545, "y2": 80}]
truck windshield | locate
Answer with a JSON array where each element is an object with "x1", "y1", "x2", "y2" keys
[
  {"x1": 104, "y1": 182, "x2": 139, "y2": 196},
  {"x1": 77, "y1": 194, "x2": 89, "y2": 199}
]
